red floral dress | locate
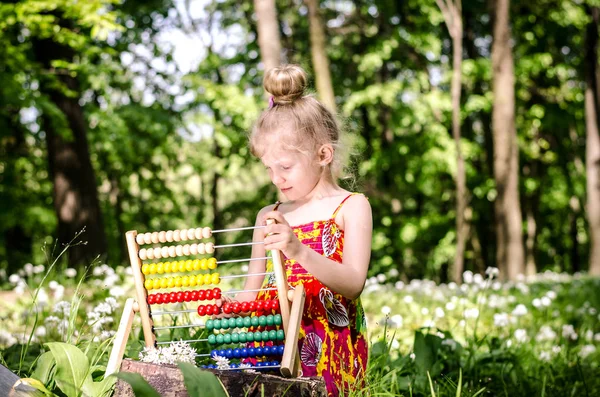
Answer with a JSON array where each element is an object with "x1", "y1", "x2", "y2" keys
[{"x1": 257, "y1": 193, "x2": 369, "y2": 396}]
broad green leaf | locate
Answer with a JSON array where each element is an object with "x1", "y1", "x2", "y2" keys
[
  {"x1": 178, "y1": 362, "x2": 229, "y2": 397},
  {"x1": 13, "y1": 378, "x2": 57, "y2": 396},
  {"x1": 46, "y1": 342, "x2": 90, "y2": 397},
  {"x1": 114, "y1": 372, "x2": 161, "y2": 397},
  {"x1": 31, "y1": 351, "x2": 55, "y2": 386},
  {"x1": 82, "y1": 374, "x2": 116, "y2": 397}
]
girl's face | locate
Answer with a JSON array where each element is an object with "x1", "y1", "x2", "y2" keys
[{"x1": 261, "y1": 147, "x2": 323, "y2": 201}]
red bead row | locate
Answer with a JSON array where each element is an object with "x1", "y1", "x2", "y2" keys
[
  {"x1": 147, "y1": 288, "x2": 222, "y2": 305},
  {"x1": 197, "y1": 304, "x2": 221, "y2": 316},
  {"x1": 222, "y1": 299, "x2": 280, "y2": 314}
]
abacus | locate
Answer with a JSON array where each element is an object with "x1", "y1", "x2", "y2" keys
[{"x1": 106, "y1": 222, "x2": 306, "y2": 378}]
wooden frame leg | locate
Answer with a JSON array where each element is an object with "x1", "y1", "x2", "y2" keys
[
  {"x1": 280, "y1": 284, "x2": 306, "y2": 377},
  {"x1": 106, "y1": 298, "x2": 138, "y2": 376}
]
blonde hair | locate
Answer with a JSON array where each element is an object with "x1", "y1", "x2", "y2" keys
[{"x1": 249, "y1": 64, "x2": 350, "y2": 180}]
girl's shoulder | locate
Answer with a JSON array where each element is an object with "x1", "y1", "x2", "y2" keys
[{"x1": 334, "y1": 193, "x2": 371, "y2": 229}]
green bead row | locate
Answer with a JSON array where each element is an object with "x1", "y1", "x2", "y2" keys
[
  {"x1": 206, "y1": 315, "x2": 282, "y2": 331},
  {"x1": 207, "y1": 329, "x2": 285, "y2": 345}
]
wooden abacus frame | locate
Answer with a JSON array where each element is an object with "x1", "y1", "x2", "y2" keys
[{"x1": 105, "y1": 223, "x2": 306, "y2": 378}]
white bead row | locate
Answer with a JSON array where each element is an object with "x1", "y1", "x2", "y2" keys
[
  {"x1": 138, "y1": 243, "x2": 216, "y2": 260},
  {"x1": 135, "y1": 227, "x2": 212, "y2": 245}
]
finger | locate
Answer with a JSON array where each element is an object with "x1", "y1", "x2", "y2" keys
[
  {"x1": 264, "y1": 223, "x2": 288, "y2": 236},
  {"x1": 264, "y1": 211, "x2": 288, "y2": 226}
]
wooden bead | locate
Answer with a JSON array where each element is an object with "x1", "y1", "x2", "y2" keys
[
  {"x1": 197, "y1": 243, "x2": 205, "y2": 255},
  {"x1": 205, "y1": 242, "x2": 215, "y2": 254},
  {"x1": 143, "y1": 233, "x2": 152, "y2": 245},
  {"x1": 161, "y1": 246, "x2": 169, "y2": 258},
  {"x1": 146, "y1": 248, "x2": 155, "y2": 260},
  {"x1": 182, "y1": 245, "x2": 190, "y2": 256},
  {"x1": 202, "y1": 227, "x2": 212, "y2": 239},
  {"x1": 173, "y1": 230, "x2": 181, "y2": 242},
  {"x1": 158, "y1": 231, "x2": 166, "y2": 243},
  {"x1": 153, "y1": 247, "x2": 162, "y2": 259},
  {"x1": 166, "y1": 230, "x2": 174, "y2": 242},
  {"x1": 167, "y1": 246, "x2": 176, "y2": 257},
  {"x1": 194, "y1": 228, "x2": 203, "y2": 239},
  {"x1": 190, "y1": 244, "x2": 198, "y2": 255},
  {"x1": 180, "y1": 229, "x2": 188, "y2": 241},
  {"x1": 175, "y1": 245, "x2": 183, "y2": 256},
  {"x1": 136, "y1": 234, "x2": 145, "y2": 245},
  {"x1": 138, "y1": 248, "x2": 147, "y2": 260},
  {"x1": 187, "y1": 228, "x2": 195, "y2": 240},
  {"x1": 151, "y1": 232, "x2": 159, "y2": 244}
]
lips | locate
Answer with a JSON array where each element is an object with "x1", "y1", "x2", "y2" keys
[{"x1": 281, "y1": 187, "x2": 292, "y2": 192}]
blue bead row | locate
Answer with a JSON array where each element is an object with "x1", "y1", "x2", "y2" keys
[
  {"x1": 210, "y1": 345, "x2": 285, "y2": 359},
  {"x1": 201, "y1": 360, "x2": 280, "y2": 370}
]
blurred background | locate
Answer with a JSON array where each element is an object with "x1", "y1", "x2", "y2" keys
[{"x1": 1, "y1": 0, "x2": 599, "y2": 284}]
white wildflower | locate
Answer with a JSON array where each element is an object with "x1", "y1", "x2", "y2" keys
[
  {"x1": 389, "y1": 268, "x2": 399, "y2": 277},
  {"x1": 512, "y1": 304, "x2": 528, "y2": 317},
  {"x1": 0, "y1": 330, "x2": 17, "y2": 347},
  {"x1": 381, "y1": 306, "x2": 391, "y2": 315},
  {"x1": 441, "y1": 339, "x2": 457, "y2": 351},
  {"x1": 212, "y1": 354, "x2": 230, "y2": 370},
  {"x1": 423, "y1": 319, "x2": 436, "y2": 328},
  {"x1": 391, "y1": 339, "x2": 400, "y2": 349},
  {"x1": 545, "y1": 290, "x2": 557, "y2": 300},
  {"x1": 463, "y1": 270, "x2": 474, "y2": 284},
  {"x1": 53, "y1": 301, "x2": 71, "y2": 317},
  {"x1": 594, "y1": 333, "x2": 600, "y2": 342},
  {"x1": 109, "y1": 286, "x2": 125, "y2": 298},
  {"x1": 24, "y1": 263, "x2": 34, "y2": 275},
  {"x1": 539, "y1": 351, "x2": 551, "y2": 361},
  {"x1": 434, "y1": 307, "x2": 445, "y2": 318},
  {"x1": 448, "y1": 282, "x2": 457, "y2": 290},
  {"x1": 585, "y1": 330, "x2": 594, "y2": 342},
  {"x1": 33, "y1": 265, "x2": 45, "y2": 274},
  {"x1": 421, "y1": 308, "x2": 429, "y2": 316},
  {"x1": 48, "y1": 281, "x2": 59, "y2": 290},
  {"x1": 580, "y1": 345, "x2": 596, "y2": 359},
  {"x1": 409, "y1": 353, "x2": 416, "y2": 360},
  {"x1": 514, "y1": 329, "x2": 528, "y2": 343},
  {"x1": 34, "y1": 326, "x2": 47, "y2": 338},
  {"x1": 536, "y1": 326, "x2": 557, "y2": 342},
  {"x1": 552, "y1": 346, "x2": 562, "y2": 354},
  {"x1": 532, "y1": 298, "x2": 542, "y2": 308},
  {"x1": 485, "y1": 267, "x2": 499, "y2": 278},
  {"x1": 395, "y1": 281, "x2": 405, "y2": 290},
  {"x1": 540, "y1": 297, "x2": 551, "y2": 307},
  {"x1": 492, "y1": 281, "x2": 502, "y2": 291},
  {"x1": 473, "y1": 273, "x2": 484, "y2": 286},
  {"x1": 376, "y1": 274, "x2": 386, "y2": 283},
  {"x1": 445, "y1": 301, "x2": 456, "y2": 311},
  {"x1": 494, "y1": 313, "x2": 510, "y2": 327},
  {"x1": 9, "y1": 274, "x2": 21, "y2": 284},
  {"x1": 403, "y1": 295, "x2": 413, "y2": 304},
  {"x1": 391, "y1": 314, "x2": 403, "y2": 327},
  {"x1": 64, "y1": 268, "x2": 77, "y2": 278},
  {"x1": 463, "y1": 308, "x2": 479, "y2": 319},
  {"x1": 562, "y1": 324, "x2": 578, "y2": 341}
]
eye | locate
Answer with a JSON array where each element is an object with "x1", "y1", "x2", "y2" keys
[{"x1": 281, "y1": 164, "x2": 291, "y2": 170}]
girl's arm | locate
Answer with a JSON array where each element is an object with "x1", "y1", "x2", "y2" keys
[
  {"x1": 233, "y1": 205, "x2": 274, "y2": 303},
  {"x1": 264, "y1": 195, "x2": 372, "y2": 300}
]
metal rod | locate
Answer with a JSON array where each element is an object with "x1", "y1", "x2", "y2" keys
[
  {"x1": 214, "y1": 241, "x2": 264, "y2": 249},
  {"x1": 157, "y1": 338, "x2": 208, "y2": 345},
  {"x1": 221, "y1": 272, "x2": 273, "y2": 280},
  {"x1": 212, "y1": 225, "x2": 266, "y2": 233},
  {"x1": 217, "y1": 257, "x2": 269, "y2": 264},
  {"x1": 152, "y1": 309, "x2": 197, "y2": 316},
  {"x1": 153, "y1": 323, "x2": 204, "y2": 330},
  {"x1": 219, "y1": 365, "x2": 280, "y2": 371}
]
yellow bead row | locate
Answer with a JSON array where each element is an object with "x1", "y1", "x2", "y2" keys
[
  {"x1": 144, "y1": 273, "x2": 221, "y2": 290},
  {"x1": 141, "y1": 258, "x2": 217, "y2": 275}
]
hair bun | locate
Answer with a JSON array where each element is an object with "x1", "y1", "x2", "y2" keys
[{"x1": 263, "y1": 64, "x2": 307, "y2": 104}]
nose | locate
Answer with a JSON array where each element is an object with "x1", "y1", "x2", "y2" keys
[{"x1": 271, "y1": 170, "x2": 285, "y2": 185}]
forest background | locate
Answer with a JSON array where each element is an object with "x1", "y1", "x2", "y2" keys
[{"x1": 2, "y1": 0, "x2": 600, "y2": 284}]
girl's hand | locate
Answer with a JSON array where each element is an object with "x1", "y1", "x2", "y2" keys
[{"x1": 263, "y1": 210, "x2": 304, "y2": 260}]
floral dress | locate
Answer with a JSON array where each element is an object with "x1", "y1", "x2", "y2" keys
[{"x1": 257, "y1": 193, "x2": 369, "y2": 396}]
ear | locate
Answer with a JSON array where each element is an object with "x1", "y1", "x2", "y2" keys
[{"x1": 317, "y1": 144, "x2": 334, "y2": 166}]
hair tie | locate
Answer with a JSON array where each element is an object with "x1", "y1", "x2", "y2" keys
[{"x1": 268, "y1": 96, "x2": 275, "y2": 109}]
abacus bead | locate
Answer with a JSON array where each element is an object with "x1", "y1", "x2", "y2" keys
[
  {"x1": 207, "y1": 258, "x2": 217, "y2": 270},
  {"x1": 235, "y1": 317, "x2": 244, "y2": 328},
  {"x1": 192, "y1": 259, "x2": 201, "y2": 270},
  {"x1": 272, "y1": 300, "x2": 279, "y2": 311},
  {"x1": 213, "y1": 319, "x2": 221, "y2": 330},
  {"x1": 255, "y1": 347, "x2": 263, "y2": 356},
  {"x1": 197, "y1": 305, "x2": 206, "y2": 316},
  {"x1": 184, "y1": 291, "x2": 191, "y2": 302},
  {"x1": 223, "y1": 303, "x2": 231, "y2": 314},
  {"x1": 182, "y1": 245, "x2": 190, "y2": 256},
  {"x1": 149, "y1": 264, "x2": 157, "y2": 274},
  {"x1": 187, "y1": 228, "x2": 195, "y2": 239},
  {"x1": 266, "y1": 315, "x2": 274, "y2": 326},
  {"x1": 278, "y1": 345, "x2": 285, "y2": 355},
  {"x1": 147, "y1": 295, "x2": 154, "y2": 304},
  {"x1": 223, "y1": 334, "x2": 231, "y2": 344},
  {"x1": 152, "y1": 279, "x2": 160, "y2": 290},
  {"x1": 144, "y1": 233, "x2": 152, "y2": 244},
  {"x1": 151, "y1": 232, "x2": 159, "y2": 244},
  {"x1": 158, "y1": 231, "x2": 166, "y2": 243},
  {"x1": 206, "y1": 319, "x2": 213, "y2": 330},
  {"x1": 156, "y1": 263, "x2": 164, "y2": 274},
  {"x1": 256, "y1": 301, "x2": 264, "y2": 310},
  {"x1": 254, "y1": 331, "x2": 262, "y2": 341},
  {"x1": 243, "y1": 317, "x2": 252, "y2": 328},
  {"x1": 246, "y1": 332, "x2": 253, "y2": 342},
  {"x1": 241, "y1": 348, "x2": 248, "y2": 358},
  {"x1": 251, "y1": 317, "x2": 259, "y2": 327},
  {"x1": 144, "y1": 279, "x2": 152, "y2": 290},
  {"x1": 269, "y1": 330, "x2": 277, "y2": 341},
  {"x1": 136, "y1": 234, "x2": 145, "y2": 245},
  {"x1": 263, "y1": 346, "x2": 271, "y2": 356},
  {"x1": 274, "y1": 314, "x2": 282, "y2": 325},
  {"x1": 181, "y1": 276, "x2": 189, "y2": 287},
  {"x1": 203, "y1": 274, "x2": 211, "y2": 285},
  {"x1": 173, "y1": 230, "x2": 181, "y2": 241},
  {"x1": 258, "y1": 316, "x2": 267, "y2": 327},
  {"x1": 212, "y1": 304, "x2": 220, "y2": 315},
  {"x1": 216, "y1": 334, "x2": 224, "y2": 344},
  {"x1": 208, "y1": 334, "x2": 216, "y2": 344},
  {"x1": 225, "y1": 348, "x2": 233, "y2": 358},
  {"x1": 142, "y1": 264, "x2": 150, "y2": 274},
  {"x1": 146, "y1": 248, "x2": 155, "y2": 260},
  {"x1": 211, "y1": 273, "x2": 220, "y2": 285},
  {"x1": 199, "y1": 258, "x2": 207, "y2": 270},
  {"x1": 195, "y1": 228, "x2": 203, "y2": 239},
  {"x1": 185, "y1": 260, "x2": 193, "y2": 272},
  {"x1": 248, "y1": 347, "x2": 256, "y2": 356},
  {"x1": 189, "y1": 277, "x2": 197, "y2": 287},
  {"x1": 180, "y1": 229, "x2": 188, "y2": 240},
  {"x1": 218, "y1": 349, "x2": 227, "y2": 357},
  {"x1": 241, "y1": 302, "x2": 249, "y2": 312},
  {"x1": 168, "y1": 246, "x2": 176, "y2": 257},
  {"x1": 202, "y1": 227, "x2": 212, "y2": 239},
  {"x1": 169, "y1": 292, "x2": 177, "y2": 303},
  {"x1": 175, "y1": 245, "x2": 183, "y2": 256},
  {"x1": 205, "y1": 242, "x2": 215, "y2": 254},
  {"x1": 233, "y1": 348, "x2": 241, "y2": 358},
  {"x1": 213, "y1": 288, "x2": 221, "y2": 299},
  {"x1": 262, "y1": 330, "x2": 270, "y2": 341},
  {"x1": 249, "y1": 301, "x2": 257, "y2": 312},
  {"x1": 277, "y1": 330, "x2": 285, "y2": 340},
  {"x1": 195, "y1": 274, "x2": 203, "y2": 286},
  {"x1": 159, "y1": 278, "x2": 168, "y2": 289},
  {"x1": 166, "y1": 230, "x2": 174, "y2": 242},
  {"x1": 231, "y1": 333, "x2": 239, "y2": 343},
  {"x1": 198, "y1": 243, "x2": 206, "y2": 255},
  {"x1": 174, "y1": 277, "x2": 182, "y2": 287},
  {"x1": 176, "y1": 292, "x2": 184, "y2": 302},
  {"x1": 198, "y1": 290, "x2": 206, "y2": 300},
  {"x1": 238, "y1": 333, "x2": 247, "y2": 343}
]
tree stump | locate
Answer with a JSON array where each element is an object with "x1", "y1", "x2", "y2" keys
[{"x1": 114, "y1": 359, "x2": 328, "y2": 397}]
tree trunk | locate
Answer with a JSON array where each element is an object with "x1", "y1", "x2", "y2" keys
[
  {"x1": 34, "y1": 31, "x2": 107, "y2": 266},
  {"x1": 490, "y1": 0, "x2": 524, "y2": 280},
  {"x1": 305, "y1": 0, "x2": 336, "y2": 112},
  {"x1": 436, "y1": 0, "x2": 468, "y2": 283},
  {"x1": 584, "y1": 6, "x2": 600, "y2": 276},
  {"x1": 254, "y1": 0, "x2": 281, "y2": 75}
]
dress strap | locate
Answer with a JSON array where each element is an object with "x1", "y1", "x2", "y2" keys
[{"x1": 331, "y1": 193, "x2": 357, "y2": 219}]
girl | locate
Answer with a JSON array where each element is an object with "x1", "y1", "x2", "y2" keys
[{"x1": 236, "y1": 64, "x2": 372, "y2": 396}]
